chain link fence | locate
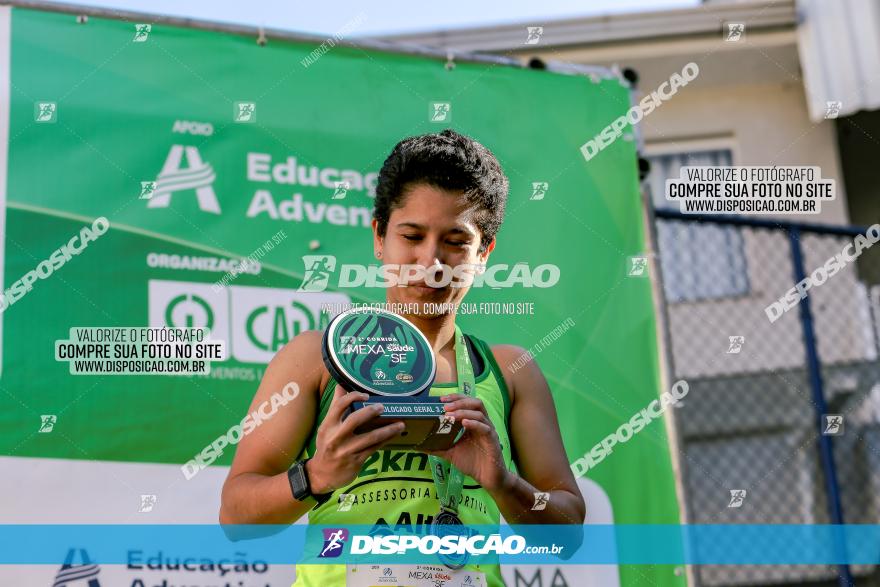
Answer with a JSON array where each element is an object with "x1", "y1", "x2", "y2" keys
[{"x1": 652, "y1": 209, "x2": 880, "y2": 587}]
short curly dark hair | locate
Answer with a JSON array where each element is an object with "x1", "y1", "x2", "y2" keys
[{"x1": 373, "y1": 129, "x2": 509, "y2": 252}]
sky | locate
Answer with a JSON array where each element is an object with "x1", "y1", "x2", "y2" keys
[{"x1": 49, "y1": 0, "x2": 701, "y2": 37}]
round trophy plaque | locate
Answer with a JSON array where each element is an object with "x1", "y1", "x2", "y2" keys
[{"x1": 322, "y1": 307, "x2": 436, "y2": 397}]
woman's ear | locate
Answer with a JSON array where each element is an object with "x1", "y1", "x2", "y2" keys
[
  {"x1": 372, "y1": 219, "x2": 384, "y2": 259},
  {"x1": 478, "y1": 237, "x2": 496, "y2": 266}
]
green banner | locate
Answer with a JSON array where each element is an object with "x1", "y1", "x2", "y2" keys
[{"x1": 0, "y1": 7, "x2": 686, "y2": 586}]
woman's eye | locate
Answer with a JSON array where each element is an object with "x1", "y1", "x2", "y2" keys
[
  {"x1": 447, "y1": 241, "x2": 468, "y2": 247},
  {"x1": 402, "y1": 235, "x2": 422, "y2": 241}
]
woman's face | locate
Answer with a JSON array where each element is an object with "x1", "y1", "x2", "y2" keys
[{"x1": 373, "y1": 183, "x2": 494, "y2": 316}]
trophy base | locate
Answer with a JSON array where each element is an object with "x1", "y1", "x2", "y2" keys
[{"x1": 345, "y1": 396, "x2": 463, "y2": 451}]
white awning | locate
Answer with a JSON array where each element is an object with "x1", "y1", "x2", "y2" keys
[{"x1": 797, "y1": 0, "x2": 880, "y2": 121}]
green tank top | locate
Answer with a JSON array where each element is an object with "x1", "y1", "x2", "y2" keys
[{"x1": 293, "y1": 333, "x2": 515, "y2": 587}]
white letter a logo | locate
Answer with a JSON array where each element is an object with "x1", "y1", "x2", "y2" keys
[{"x1": 148, "y1": 145, "x2": 221, "y2": 213}]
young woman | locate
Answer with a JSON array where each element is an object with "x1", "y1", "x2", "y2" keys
[{"x1": 220, "y1": 129, "x2": 585, "y2": 586}]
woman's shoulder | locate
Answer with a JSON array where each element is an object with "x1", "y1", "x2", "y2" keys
[
  {"x1": 487, "y1": 343, "x2": 530, "y2": 365},
  {"x1": 271, "y1": 330, "x2": 332, "y2": 392},
  {"x1": 274, "y1": 329, "x2": 323, "y2": 359}
]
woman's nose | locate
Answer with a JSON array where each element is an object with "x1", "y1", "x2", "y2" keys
[{"x1": 415, "y1": 242, "x2": 443, "y2": 270}]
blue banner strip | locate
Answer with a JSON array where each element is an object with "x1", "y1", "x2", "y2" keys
[{"x1": 0, "y1": 525, "x2": 878, "y2": 565}]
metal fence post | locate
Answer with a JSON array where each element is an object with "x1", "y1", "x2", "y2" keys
[{"x1": 788, "y1": 228, "x2": 854, "y2": 586}]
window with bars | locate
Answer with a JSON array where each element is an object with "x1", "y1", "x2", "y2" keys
[{"x1": 647, "y1": 149, "x2": 751, "y2": 303}]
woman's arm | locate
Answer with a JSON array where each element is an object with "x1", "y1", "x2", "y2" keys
[
  {"x1": 219, "y1": 330, "x2": 406, "y2": 526},
  {"x1": 486, "y1": 344, "x2": 586, "y2": 525},
  {"x1": 219, "y1": 331, "x2": 325, "y2": 525},
  {"x1": 424, "y1": 344, "x2": 585, "y2": 525}
]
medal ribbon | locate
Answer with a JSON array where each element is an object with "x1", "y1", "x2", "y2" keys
[{"x1": 428, "y1": 325, "x2": 475, "y2": 515}]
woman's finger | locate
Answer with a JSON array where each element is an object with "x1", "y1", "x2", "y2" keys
[
  {"x1": 337, "y1": 402, "x2": 387, "y2": 436},
  {"x1": 444, "y1": 409, "x2": 489, "y2": 425},
  {"x1": 353, "y1": 428, "x2": 409, "y2": 460},
  {"x1": 443, "y1": 398, "x2": 488, "y2": 417},
  {"x1": 348, "y1": 421, "x2": 406, "y2": 455},
  {"x1": 461, "y1": 418, "x2": 492, "y2": 435},
  {"x1": 326, "y1": 387, "x2": 370, "y2": 423}
]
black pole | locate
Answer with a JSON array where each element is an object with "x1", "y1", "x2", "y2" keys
[{"x1": 788, "y1": 228, "x2": 854, "y2": 586}]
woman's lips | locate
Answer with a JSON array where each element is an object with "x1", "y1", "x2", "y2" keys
[{"x1": 409, "y1": 282, "x2": 448, "y2": 293}]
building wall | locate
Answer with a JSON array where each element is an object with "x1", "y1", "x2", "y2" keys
[
  {"x1": 642, "y1": 82, "x2": 871, "y2": 377},
  {"x1": 642, "y1": 81, "x2": 848, "y2": 221}
]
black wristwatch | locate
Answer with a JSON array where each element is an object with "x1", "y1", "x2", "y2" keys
[{"x1": 287, "y1": 458, "x2": 333, "y2": 506}]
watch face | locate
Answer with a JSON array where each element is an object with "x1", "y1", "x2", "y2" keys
[
  {"x1": 290, "y1": 463, "x2": 309, "y2": 499},
  {"x1": 323, "y1": 307, "x2": 435, "y2": 396}
]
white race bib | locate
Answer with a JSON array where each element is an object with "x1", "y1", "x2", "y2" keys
[{"x1": 346, "y1": 564, "x2": 486, "y2": 586}]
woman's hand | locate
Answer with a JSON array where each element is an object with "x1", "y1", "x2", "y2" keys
[
  {"x1": 422, "y1": 393, "x2": 511, "y2": 492},
  {"x1": 307, "y1": 386, "x2": 405, "y2": 494}
]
